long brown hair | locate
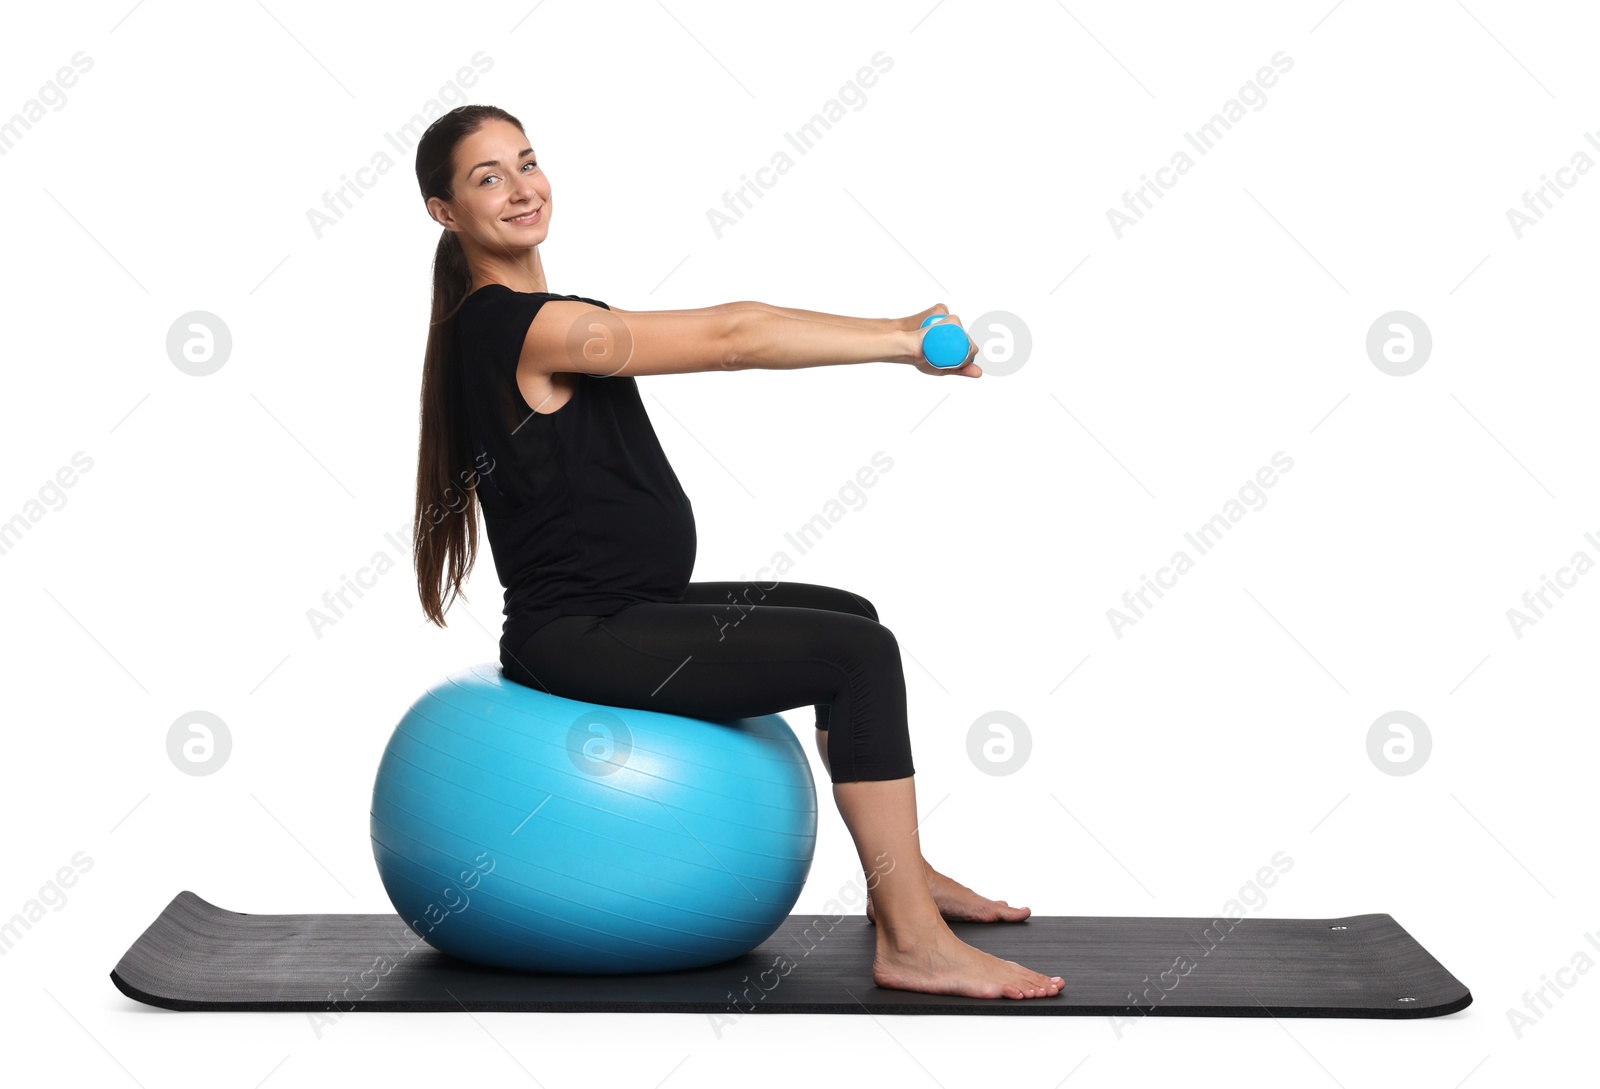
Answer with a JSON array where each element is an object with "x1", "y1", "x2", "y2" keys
[{"x1": 412, "y1": 104, "x2": 524, "y2": 627}]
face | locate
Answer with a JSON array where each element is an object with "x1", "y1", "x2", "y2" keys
[{"x1": 434, "y1": 118, "x2": 551, "y2": 251}]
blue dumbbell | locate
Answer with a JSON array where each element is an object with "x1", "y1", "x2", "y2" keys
[{"x1": 920, "y1": 313, "x2": 969, "y2": 368}]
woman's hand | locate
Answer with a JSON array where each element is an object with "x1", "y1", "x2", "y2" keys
[
  {"x1": 902, "y1": 303, "x2": 949, "y2": 330},
  {"x1": 900, "y1": 304, "x2": 983, "y2": 377}
]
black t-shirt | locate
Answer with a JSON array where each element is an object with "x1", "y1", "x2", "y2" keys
[{"x1": 453, "y1": 284, "x2": 697, "y2": 653}]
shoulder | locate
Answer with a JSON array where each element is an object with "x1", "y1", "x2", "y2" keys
[
  {"x1": 456, "y1": 289, "x2": 614, "y2": 372},
  {"x1": 462, "y1": 285, "x2": 613, "y2": 322}
]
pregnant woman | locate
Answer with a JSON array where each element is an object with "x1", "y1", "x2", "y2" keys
[{"x1": 410, "y1": 104, "x2": 1061, "y2": 1001}]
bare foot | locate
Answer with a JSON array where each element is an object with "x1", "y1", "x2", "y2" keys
[
  {"x1": 873, "y1": 919, "x2": 1064, "y2": 1000},
  {"x1": 866, "y1": 861, "x2": 1032, "y2": 923}
]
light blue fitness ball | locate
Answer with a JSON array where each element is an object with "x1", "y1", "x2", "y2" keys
[{"x1": 370, "y1": 663, "x2": 817, "y2": 974}]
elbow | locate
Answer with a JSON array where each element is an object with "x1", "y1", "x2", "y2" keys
[{"x1": 721, "y1": 310, "x2": 757, "y2": 371}]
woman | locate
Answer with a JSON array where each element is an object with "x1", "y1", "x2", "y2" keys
[{"x1": 411, "y1": 104, "x2": 1062, "y2": 1001}]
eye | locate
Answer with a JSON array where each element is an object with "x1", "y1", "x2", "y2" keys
[{"x1": 480, "y1": 162, "x2": 537, "y2": 186}]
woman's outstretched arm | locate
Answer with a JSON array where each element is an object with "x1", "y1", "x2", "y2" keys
[
  {"x1": 726, "y1": 309, "x2": 911, "y2": 370},
  {"x1": 726, "y1": 307, "x2": 980, "y2": 375},
  {"x1": 521, "y1": 300, "x2": 978, "y2": 379},
  {"x1": 611, "y1": 300, "x2": 944, "y2": 333}
]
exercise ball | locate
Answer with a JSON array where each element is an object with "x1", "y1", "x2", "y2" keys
[{"x1": 369, "y1": 662, "x2": 817, "y2": 974}]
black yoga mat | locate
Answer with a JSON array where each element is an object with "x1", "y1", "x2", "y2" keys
[{"x1": 111, "y1": 891, "x2": 1470, "y2": 1018}]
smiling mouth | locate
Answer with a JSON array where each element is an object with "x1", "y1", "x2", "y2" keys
[{"x1": 506, "y1": 208, "x2": 543, "y2": 224}]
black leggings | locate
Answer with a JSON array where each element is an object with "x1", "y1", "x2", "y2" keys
[{"x1": 502, "y1": 581, "x2": 915, "y2": 783}]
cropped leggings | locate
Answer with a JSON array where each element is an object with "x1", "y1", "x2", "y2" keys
[{"x1": 501, "y1": 581, "x2": 915, "y2": 783}]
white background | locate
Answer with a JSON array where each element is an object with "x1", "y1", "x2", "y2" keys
[{"x1": 2, "y1": 0, "x2": 1595, "y2": 1085}]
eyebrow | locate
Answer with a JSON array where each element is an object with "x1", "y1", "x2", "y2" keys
[{"x1": 467, "y1": 148, "x2": 535, "y2": 176}]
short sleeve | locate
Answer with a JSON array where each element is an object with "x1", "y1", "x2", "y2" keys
[
  {"x1": 471, "y1": 290, "x2": 610, "y2": 381},
  {"x1": 454, "y1": 289, "x2": 575, "y2": 509}
]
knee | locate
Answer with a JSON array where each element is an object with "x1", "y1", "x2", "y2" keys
[
  {"x1": 803, "y1": 613, "x2": 897, "y2": 667},
  {"x1": 847, "y1": 592, "x2": 879, "y2": 622},
  {"x1": 859, "y1": 617, "x2": 900, "y2": 664}
]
